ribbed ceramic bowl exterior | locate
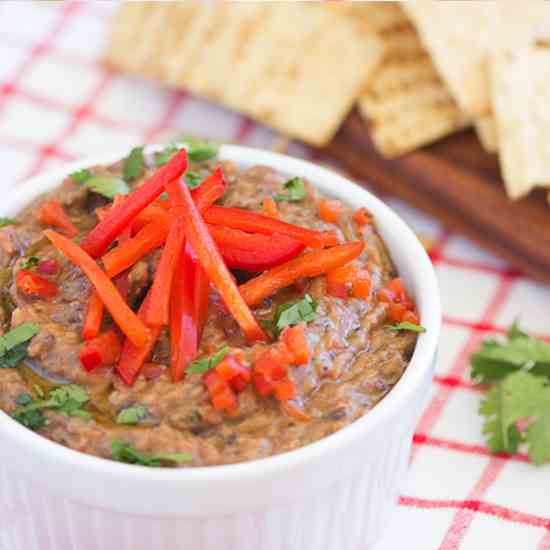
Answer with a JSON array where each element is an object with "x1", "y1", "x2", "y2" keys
[{"x1": 0, "y1": 146, "x2": 441, "y2": 550}]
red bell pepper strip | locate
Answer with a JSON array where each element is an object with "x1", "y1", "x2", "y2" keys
[
  {"x1": 16, "y1": 269, "x2": 58, "y2": 299},
  {"x1": 102, "y1": 218, "x2": 171, "y2": 278},
  {"x1": 208, "y1": 225, "x2": 305, "y2": 272},
  {"x1": 239, "y1": 241, "x2": 364, "y2": 307},
  {"x1": 116, "y1": 291, "x2": 162, "y2": 386},
  {"x1": 82, "y1": 290, "x2": 104, "y2": 341},
  {"x1": 167, "y1": 180, "x2": 268, "y2": 343},
  {"x1": 35, "y1": 199, "x2": 78, "y2": 238},
  {"x1": 81, "y1": 149, "x2": 188, "y2": 258},
  {"x1": 79, "y1": 330, "x2": 121, "y2": 372},
  {"x1": 194, "y1": 262, "x2": 210, "y2": 342},
  {"x1": 189, "y1": 167, "x2": 226, "y2": 210},
  {"x1": 131, "y1": 205, "x2": 172, "y2": 234},
  {"x1": 84, "y1": 196, "x2": 131, "y2": 340},
  {"x1": 44, "y1": 230, "x2": 149, "y2": 348},
  {"x1": 170, "y1": 242, "x2": 199, "y2": 382},
  {"x1": 203, "y1": 206, "x2": 336, "y2": 249},
  {"x1": 142, "y1": 214, "x2": 186, "y2": 327}
]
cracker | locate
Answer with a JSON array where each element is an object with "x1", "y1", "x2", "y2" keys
[
  {"x1": 490, "y1": 44, "x2": 550, "y2": 198},
  {"x1": 475, "y1": 116, "x2": 499, "y2": 153},
  {"x1": 349, "y1": 2, "x2": 467, "y2": 156},
  {"x1": 106, "y1": 3, "x2": 383, "y2": 146}
]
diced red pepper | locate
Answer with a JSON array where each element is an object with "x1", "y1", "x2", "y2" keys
[
  {"x1": 170, "y1": 242, "x2": 199, "y2": 382},
  {"x1": 378, "y1": 278, "x2": 419, "y2": 324},
  {"x1": 16, "y1": 269, "x2": 58, "y2": 299},
  {"x1": 212, "y1": 386, "x2": 238, "y2": 412},
  {"x1": 253, "y1": 343, "x2": 292, "y2": 381},
  {"x1": 79, "y1": 330, "x2": 121, "y2": 372},
  {"x1": 81, "y1": 149, "x2": 188, "y2": 258},
  {"x1": 208, "y1": 225, "x2": 305, "y2": 272},
  {"x1": 204, "y1": 206, "x2": 337, "y2": 249},
  {"x1": 402, "y1": 310, "x2": 420, "y2": 325},
  {"x1": 35, "y1": 199, "x2": 78, "y2": 238},
  {"x1": 319, "y1": 199, "x2": 342, "y2": 224},
  {"x1": 281, "y1": 324, "x2": 310, "y2": 365},
  {"x1": 263, "y1": 197, "x2": 279, "y2": 219},
  {"x1": 116, "y1": 291, "x2": 162, "y2": 385},
  {"x1": 353, "y1": 207, "x2": 372, "y2": 226},
  {"x1": 44, "y1": 230, "x2": 150, "y2": 348},
  {"x1": 37, "y1": 259, "x2": 59, "y2": 275},
  {"x1": 351, "y1": 269, "x2": 371, "y2": 299},
  {"x1": 239, "y1": 241, "x2": 364, "y2": 307},
  {"x1": 82, "y1": 290, "x2": 104, "y2": 341},
  {"x1": 253, "y1": 372, "x2": 274, "y2": 396},
  {"x1": 326, "y1": 264, "x2": 357, "y2": 299},
  {"x1": 167, "y1": 180, "x2": 268, "y2": 343},
  {"x1": 274, "y1": 377, "x2": 297, "y2": 401}
]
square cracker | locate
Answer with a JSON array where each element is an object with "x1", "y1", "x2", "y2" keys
[
  {"x1": 106, "y1": 3, "x2": 383, "y2": 147},
  {"x1": 346, "y1": 2, "x2": 467, "y2": 156}
]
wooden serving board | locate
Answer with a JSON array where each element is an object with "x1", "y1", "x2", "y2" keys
[{"x1": 323, "y1": 110, "x2": 550, "y2": 283}]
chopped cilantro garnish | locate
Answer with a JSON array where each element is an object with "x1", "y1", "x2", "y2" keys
[
  {"x1": 390, "y1": 322, "x2": 426, "y2": 333},
  {"x1": 12, "y1": 383, "x2": 91, "y2": 431},
  {"x1": 273, "y1": 177, "x2": 306, "y2": 202},
  {"x1": 116, "y1": 405, "x2": 147, "y2": 425},
  {"x1": 275, "y1": 294, "x2": 317, "y2": 332},
  {"x1": 19, "y1": 256, "x2": 39, "y2": 270},
  {"x1": 84, "y1": 176, "x2": 130, "y2": 199},
  {"x1": 160, "y1": 192, "x2": 169, "y2": 201},
  {"x1": 155, "y1": 138, "x2": 219, "y2": 167},
  {"x1": 0, "y1": 322, "x2": 40, "y2": 368},
  {"x1": 70, "y1": 168, "x2": 92, "y2": 184},
  {"x1": 471, "y1": 321, "x2": 550, "y2": 384},
  {"x1": 122, "y1": 146, "x2": 145, "y2": 183},
  {"x1": 184, "y1": 171, "x2": 202, "y2": 189},
  {"x1": 187, "y1": 346, "x2": 230, "y2": 374},
  {"x1": 111, "y1": 440, "x2": 192, "y2": 467},
  {"x1": 0, "y1": 217, "x2": 18, "y2": 227}
]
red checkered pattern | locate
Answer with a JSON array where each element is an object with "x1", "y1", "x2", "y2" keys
[{"x1": 0, "y1": 3, "x2": 548, "y2": 549}]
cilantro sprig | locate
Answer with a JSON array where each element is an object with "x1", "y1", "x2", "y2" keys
[
  {"x1": 0, "y1": 322, "x2": 40, "y2": 369},
  {"x1": 187, "y1": 346, "x2": 229, "y2": 374},
  {"x1": 19, "y1": 256, "x2": 39, "y2": 270},
  {"x1": 184, "y1": 171, "x2": 203, "y2": 189},
  {"x1": 390, "y1": 321, "x2": 426, "y2": 333},
  {"x1": 122, "y1": 146, "x2": 145, "y2": 183},
  {"x1": 276, "y1": 294, "x2": 317, "y2": 331},
  {"x1": 116, "y1": 405, "x2": 147, "y2": 425},
  {"x1": 111, "y1": 440, "x2": 192, "y2": 467},
  {"x1": 473, "y1": 322, "x2": 550, "y2": 465},
  {"x1": 12, "y1": 384, "x2": 91, "y2": 430},
  {"x1": 70, "y1": 168, "x2": 129, "y2": 199},
  {"x1": 155, "y1": 137, "x2": 219, "y2": 167},
  {"x1": 273, "y1": 177, "x2": 306, "y2": 202},
  {"x1": 0, "y1": 217, "x2": 18, "y2": 228}
]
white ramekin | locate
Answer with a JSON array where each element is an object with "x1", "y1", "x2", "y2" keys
[{"x1": 0, "y1": 145, "x2": 440, "y2": 550}]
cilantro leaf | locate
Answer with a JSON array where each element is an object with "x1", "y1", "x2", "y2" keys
[
  {"x1": 123, "y1": 146, "x2": 145, "y2": 183},
  {"x1": 0, "y1": 342, "x2": 31, "y2": 369},
  {"x1": 187, "y1": 346, "x2": 230, "y2": 374},
  {"x1": 84, "y1": 176, "x2": 130, "y2": 199},
  {"x1": 116, "y1": 405, "x2": 147, "y2": 425},
  {"x1": 155, "y1": 138, "x2": 219, "y2": 167},
  {"x1": 155, "y1": 145, "x2": 178, "y2": 167},
  {"x1": 70, "y1": 169, "x2": 92, "y2": 184},
  {"x1": 12, "y1": 383, "x2": 90, "y2": 430},
  {"x1": 0, "y1": 217, "x2": 18, "y2": 227},
  {"x1": 471, "y1": 321, "x2": 550, "y2": 384},
  {"x1": 0, "y1": 322, "x2": 40, "y2": 357},
  {"x1": 274, "y1": 177, "x2": 306, "y2": 202},
  {"x1": 480, "y1": 370, "x2": 550, "y2": 464},
  {"x1": 390, "y1": 322, "x2": 426, "y2": 333},
  {"x1": 19, "y1": 256, "x2": 39, "y2": 270},
  {"x1": 275, "y1": 294, "x2": 317, "y2": 331},
  {"x1": 111, "y1": 440, "x2": 192, "y2": 467},
  {"x1": 184, "y1": 171, "x2": 202, "y2": 189}
]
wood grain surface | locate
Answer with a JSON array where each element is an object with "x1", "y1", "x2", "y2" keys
[{"x1": 323, "y1": 111, "x2": 550, "y2": 282}]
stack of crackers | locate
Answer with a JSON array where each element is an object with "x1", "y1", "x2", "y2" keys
[{"x1": 107, "y1": 1, "x2": 550, "y2": 202}]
